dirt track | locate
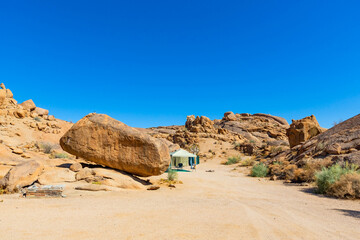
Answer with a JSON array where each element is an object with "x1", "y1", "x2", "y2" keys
[{"x1": 0, "y1": 162, "x2": 359, "y2": 240}]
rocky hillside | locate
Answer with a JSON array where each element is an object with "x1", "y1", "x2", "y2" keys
[
  {"x1": 0, "y1": 83, "x2": 73, "y2": 164},
  {"x1": 148, "y1": 111, "x2": 290, "y2": 159},
  {"x1": 287, "y1": 113, "x2": 360, "y2": 166}
]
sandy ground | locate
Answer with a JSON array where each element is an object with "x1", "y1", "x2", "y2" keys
[{"x1": 0, "y1": 160, "x2": 359, "y2": 240}]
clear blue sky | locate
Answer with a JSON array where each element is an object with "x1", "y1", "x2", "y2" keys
[{"x1": 1, "y1": 1, "x2": 359, "y2": 128}]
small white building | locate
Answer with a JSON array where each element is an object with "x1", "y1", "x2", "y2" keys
[{"x1": 170, "y1": 149, "x2": 198, "y2": 168}]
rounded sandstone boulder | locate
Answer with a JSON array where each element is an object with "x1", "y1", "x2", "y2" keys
[{"x1": 60, "y1": 113, "x2": 170, "y2": 177}]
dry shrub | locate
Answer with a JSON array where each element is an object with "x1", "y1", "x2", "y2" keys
[
  {"x1": 269, "y1": 164, "x2": 282, "y2": 176},
  {"x1": 327, "y1": 173, "x2": 360, "y2": 199},
  {"x1": 240, "y1": 157, "x2": 256, "y2": 167},
  {"x1": 298, "y1": 158, "x2": 333, "y2": 182},
  {"x1": 268, "y1": 160, "x2": 289, "y2": 177},
  {"x1": 284, "y1": 164, "x2": 298, "y2": 180}
]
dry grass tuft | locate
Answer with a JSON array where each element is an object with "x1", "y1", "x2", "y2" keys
[{"x1": 327, "y1": 173, "x2": 360, "y2": 199}]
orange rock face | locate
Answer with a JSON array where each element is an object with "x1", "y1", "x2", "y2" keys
[
  {"x1": 286, "y1": 115, "x2": 326, "y2": 148},
  {"x1": 60, "y1": 113, "x2": 170, "y2": 177}
]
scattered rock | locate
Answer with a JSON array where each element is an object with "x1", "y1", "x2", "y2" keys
[
  {"x1": 69, "y1": 162, "x2": 82, "y2": 172},
  {"x1": 14, "y1": 109, "x2": 26, "y2": 119},
  {"x1": 20, "y1": 99, "x2": 36, "y2": 111},
  {"x1": 223, "y1": 111, "x2": 237, "y2": 121},
  {"x1": 75, "y1": 167, "x2": 95, "y2": 181},
  {"x1": 60, "y1": 113, "x2": 170, "y2": 177},
  {"x1": 12, "y1": 148, "x2": 24, "y2": 155},
  {"x1": 147, "y1": 185, "x2": 160, "y2": 190},
  {"x1": 75, "y1": 184, "x2": 109, "y2": 191},
  {"x1": 21, "y1": 153, "x2": 31, "y2": 159},
  {"x1": 38, "y1": 168, "x2": 76, "y2": 185},
  {"x1": 0, "y1": 160, "x2": 44, "y2": 192},
  {"x1": 33, "y1": 107, "x2": 49, "y2": 116}
]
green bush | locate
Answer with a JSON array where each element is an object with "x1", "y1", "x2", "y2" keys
[
  {"x1": 225, "y1": 156, "x2": 241, "y2": 165},
  {"x1": 34, "y1": 117, "x2": 42, "y2": 122},
  {"x1": 167, "y1": 168, "x2": 178, "y2": 181},
  {"x1": 251, "y1": 163, "x2": 268, "y2": 177},
  {"x1": 315, "y1": 163, "x2": 359, "y2": 194}
]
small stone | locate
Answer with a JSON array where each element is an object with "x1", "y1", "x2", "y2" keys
[
  {"x1": 147, "y1": 185, "x2": 160, "y2": 190},
  {"x1": 12, "y1": 148, "x2": 23, "y2": 155},
  {"x1": 75, "y1": 167, "x2": 95, "y2": 181},
  {"x1": 21, "y1": 153, "x2": 31, "y2": 159},
  {"x1": 75, "y1": 184, "x2": 109, "y2": 191},
  {"x1": 69, "y1": 162, "x2": 83, "y2": 172}
]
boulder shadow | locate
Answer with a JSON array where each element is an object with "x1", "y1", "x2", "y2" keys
[
  {"x1": 56, "y1": 162, "x2": 152, "y2": 186},
  {"x1": 56, "y1": 163, "x2": 72, "y2": 169},
  {"x1": 332, "y1": 209, "x2": 360, "y2": 219}
]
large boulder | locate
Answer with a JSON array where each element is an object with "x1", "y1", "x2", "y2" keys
[
  {"x1": 185, "y1": 115, "x2": 216, "y2": 133},
  {"x1": 33, "y1": 107, "x2": 49, "y2": 116},
  {"x1": 92, "y1": 168, "x2": 145, "y2": 189},
  {"x1": 0, "y1": 160, "x2": 44, "y2": 192},
  {"x1": 223, "y1": 111, "x2": 237, "y2": 121},
  {"x1": 20, "y1": 99, "x2": 36, "y2": 111},
  {"x1": 253, "y1": 113, "x2": 289, "y2": 126},
  {"x1": 286, "y1": 115, "x2": 326, "y2": 148},
  {"x1": 60, "y1": 113, "x2": 170, "y2": 177},
  {"x1": 38, "y1": 168, "x2": 76, "y2": 185}
]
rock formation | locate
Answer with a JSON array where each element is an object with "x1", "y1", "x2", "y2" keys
[
  {"x1": 290, "y1": 114, "x2": 360, "y2": 165},
  {"x1": 147, "y1": 112, "x2": 290, "y2": 158},
  {"x1": 0, "y1": 160, "x2": 44, "y2": 192},
  {"x1": 60, "y1": 113, "x2": 170, "y2": 177},
  {"x1": 286, "y1": 115, "x2": 326, "y2": 148}
]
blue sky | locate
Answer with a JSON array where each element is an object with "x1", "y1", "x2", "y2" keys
[{"x1": 1, "y1": 1, "x2": 359, "y2": 128}]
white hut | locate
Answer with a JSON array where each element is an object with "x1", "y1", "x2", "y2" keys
[{"x1": 170, "y1": 149, "x2": 198, "y2": 168}]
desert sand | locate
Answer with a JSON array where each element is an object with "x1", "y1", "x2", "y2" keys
[{"x1": 0, "y1": 160, "x2": 359, "y2": 240}]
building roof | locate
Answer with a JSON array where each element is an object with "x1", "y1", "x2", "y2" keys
[{"x1": 170, "y1": 149, "x2": 197, "y2": 158}]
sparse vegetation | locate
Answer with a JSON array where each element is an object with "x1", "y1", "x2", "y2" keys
[
  {"x1": 54, "y1": 153, "x2": 70, "y2": 159},
  {"x1": 167, "y1": 168, "x2": 178, "y2": 181},
  {"x1": 270, "y1": 146, "x2": 283, "y2": 155},
  {"x1": 332, "y1": 120, "x2": 343, "y2": 127},
  {"x1": 240, "y1": 157, "x2": 255, "y2": 167},
  {"x1": 251, "y1": 163, "x2": 268, "y2": 177},
  {"x1": 224, "y1": 156, "x2": 241, "y2": 165},
  {"x1": 327, "y1": 173, "x2": 360, "y2": 199},
  {"x1": 36, "y1": 142, "x2": 54, "y2": 154},
  {"x1": 315, "y1": 163, "x2": 360, "y2": 194},
  {"x1": 189, "y1": 144, "x2": 200, "y2": 155},
  {"x1": 34, "y1": 117, "x2": 41, "y2": 122}
]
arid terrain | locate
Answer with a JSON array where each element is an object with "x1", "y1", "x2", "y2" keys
[
  {"x1": 0, "y1": 84, "x2": 360, "y2": 240},
  {"x1": 1, "y1": 160, "x2": 359, "y2": 240}
]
